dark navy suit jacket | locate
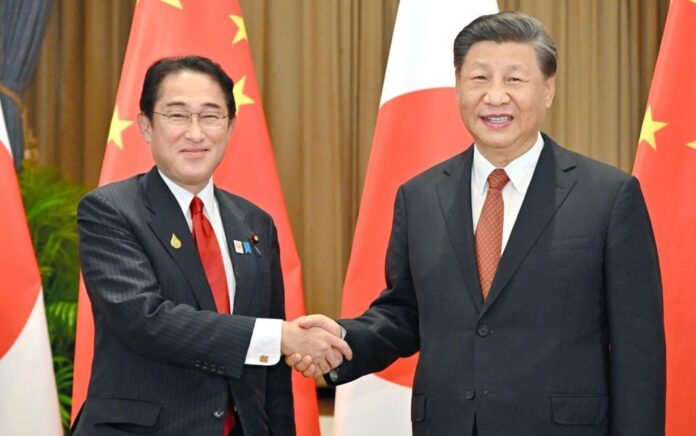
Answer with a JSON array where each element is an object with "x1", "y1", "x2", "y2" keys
[
  {"x1": 73, "y1": 167, "x2": 294, "y2": 436},
  {"x1": 331, "y1": 134, "x2": 665, "y2": 436}
]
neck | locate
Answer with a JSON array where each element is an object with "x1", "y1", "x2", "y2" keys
[{"x1": 476, "y1": 133, "x2": 539, "y2": 167}]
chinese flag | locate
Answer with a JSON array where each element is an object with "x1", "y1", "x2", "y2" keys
[
  {"x1": 333, "y1": 1, "x2": 497, "y2": 434},
  {"x1": 71, "y1": 1, "x2": 319, "y2": 434},
  {"x1": 632, "y1": 0, "x2": 696, "y2": 434},
  {"x1": 0, "y1": 102, "x2": 62, "y2": 433}
]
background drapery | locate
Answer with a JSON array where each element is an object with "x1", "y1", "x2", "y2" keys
[
  {"x1": 0, "y1": 0, "x2": 52, "y2": 170},
  {"x1": 25, "y1": 0, "x2": 669, "y2": 319}
]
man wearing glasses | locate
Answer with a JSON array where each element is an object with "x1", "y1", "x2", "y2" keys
[{"x1": 73, "y1": 56, "x2": 351, "y2": 436}]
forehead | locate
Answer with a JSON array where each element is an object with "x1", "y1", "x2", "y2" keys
[
  {"x1": 462, "y1": 41, "x2": 541, "y2": 72},
  {"x1": 155, "y1": 70, "x2": 226, "y2": 107}
]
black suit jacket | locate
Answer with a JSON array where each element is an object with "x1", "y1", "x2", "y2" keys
[
  {"x1": 73, "y1": 167, "x2": 294, "y2": 435},
  {"x1": 331, "y1": 135, "x2": 665, "y2": 436}
]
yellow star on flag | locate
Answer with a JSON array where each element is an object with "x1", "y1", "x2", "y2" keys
[
  {"x1": 234, "y1": 76, "x2": 255, "y2": 108},
  {"x1": 229, "y1": 15, "x2": 247, "y2": 44},
  {"x1": 159, "y1": 0, "x2": 183, "y2": 9},
  {"x1": 639, "y1": 106, "x2": 667, "y2": 150},
  {"x1": 688, "y1": 141, "x2": 696, "y2": 150},
  {"x1": 108, "y1": 106, "x2": 133, "y2": 150}
]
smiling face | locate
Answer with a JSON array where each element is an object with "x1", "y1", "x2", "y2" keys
[
  {"x1": 138, "y1": 70, "x2": 233, "y2": 194},
  {"x1": 455, "y1": 41, "x2": 555, "y2": 166}
]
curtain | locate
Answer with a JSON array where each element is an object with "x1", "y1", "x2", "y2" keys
[
  {"x1": 0, "y1": 0, "x2": 52, "y2": 170},
  {"x1": 25, "y1": 0, "x2": 668, "y2": 318}
]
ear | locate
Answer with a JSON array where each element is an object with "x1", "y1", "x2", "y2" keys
[
  {"x1": 544, "y1": 75, "x2": 556, "y2": 108},
  {"x1": 454, "y1": 70, "x2": 463, "y2": 100},
  {"x1": 225, "y1": 117, "x2": 237, "y2": 142},
  {"x1": 137, "y1": 113, "x2": 153, "y2": 143}
]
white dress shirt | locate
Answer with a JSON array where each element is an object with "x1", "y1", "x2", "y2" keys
[
  {"x1": 160, "y1": 171, "x2": 282, "y2": 366},
  {"x1": 471, "y1": 132, "x2": 544, "y2": 253}
]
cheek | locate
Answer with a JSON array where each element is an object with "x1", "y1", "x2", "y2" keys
[{"x1": 457, "y1": 93, "x2": 477, "y2": 114}]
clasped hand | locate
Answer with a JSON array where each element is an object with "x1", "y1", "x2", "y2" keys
[{"x1": 281, "y1": 314, "x2": 349, "y2": 377}]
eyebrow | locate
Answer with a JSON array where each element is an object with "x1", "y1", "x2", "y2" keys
[{"x1": 163, "y1": 101, "x2": 224, "y2": 109}]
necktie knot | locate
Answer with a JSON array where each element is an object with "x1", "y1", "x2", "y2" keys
[
  {"x1": 487, "y1": 168, "x2": 509, "y2": 191},
  {"x1": 190, "y1": 196, "x2": 204, "y2": 216}
]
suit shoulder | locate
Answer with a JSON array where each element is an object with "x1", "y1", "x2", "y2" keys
[
  {"x1": 79, "y1": 173, "x2": 144, "y2": 208},
  {"x1": 401, "y1": 151, "x2": 468, "y2": 190},
  {"x1": 215, "y1": 188, "x2": 273, "y2": 222},
  {"x1": 556, "y1": 145, "x2": 631, "y2": 186}
]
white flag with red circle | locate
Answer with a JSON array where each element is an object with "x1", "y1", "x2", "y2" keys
[
  {"x1": 334, "y1": 1, "x2": 498, "y2": 434},
  {"x1": 0, "y1": 101, "x2": 62, "y2": 434}
]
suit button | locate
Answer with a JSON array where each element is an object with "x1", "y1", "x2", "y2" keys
[
  {"x1": 217, "y1": 366, "x2": 225, "y2": 375},
  {"x1": 465, "y1": 390, "x2": 476, "y2": 400},
  {"x1": 477, "y1": 325, "x2": 490, "y2": 337},
  {"x1": 202, "y1": 362, "x2": 209, "y2": 370},
  {"x1": 194, "y1": 360, "x2": 201, "y2": 368},
  {"x1": 213, "y1": 408, "x2": 225, "y2": 419},
  {"x1": 210, "y1": 364, "x2": 217, "y2": 372}
]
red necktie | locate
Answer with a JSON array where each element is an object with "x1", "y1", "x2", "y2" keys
[
  {"x1": 475, "y1": 169, "x2": 510, "y2": 301},
  {"x1": 190, "y1": 197, "x2": 235, "y2": 433}
]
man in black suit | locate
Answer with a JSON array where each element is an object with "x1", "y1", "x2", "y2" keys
[
  {"x1": 289, "y1": 11, "x2": 665, "y2": 436},
  {"x1": 73, "y1": 56, "x2": 351, "y2": 436}
]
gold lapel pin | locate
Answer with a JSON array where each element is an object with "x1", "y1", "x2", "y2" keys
[{"x1": 170, "y1": 233, "x2": 182, "y2": 249}]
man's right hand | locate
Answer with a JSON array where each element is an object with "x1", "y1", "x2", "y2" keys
[{"x1": 281, "y1": 315, "x2": 351, "y2": 377}]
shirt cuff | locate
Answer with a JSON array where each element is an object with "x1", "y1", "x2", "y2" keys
[
  {"x1": 245, "y1": 318, "x2": 282, "y2": 366},
  {"x1": 328, "y1": 325, "x2": 348, "y2": 380}
]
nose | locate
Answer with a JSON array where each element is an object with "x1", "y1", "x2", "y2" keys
[
  {"x1": 483, "y1": 80, "x2": 511, "y2": 106},
  {"x1": 184, "y1": 114, "x2": 205, "y2": 141}
]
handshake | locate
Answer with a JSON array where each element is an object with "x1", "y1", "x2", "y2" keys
[{"x1": 280, "y1": 315, "x2": 352, "y2": 378}]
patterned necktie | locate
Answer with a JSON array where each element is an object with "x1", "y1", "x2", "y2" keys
[
  {"x1": 189, "y1": 197, "x2": 235, "y2": 433},
  {"x1": 475, "y1": 169, "x2": 510, "y2": 301}
]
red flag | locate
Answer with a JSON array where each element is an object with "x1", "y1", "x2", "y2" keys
[
  {"x1": 0, "y1": 102, "x2": 61, "y2": 433},
  {"x1": 71, "y1": 1, "x2": 319, "y2": 433},
  {"x1": 633, "y1": 0, "x2": 696, "y2": 434},
  {"x1": 334, "y1": 1, "x2": 497, "y2": 434}
]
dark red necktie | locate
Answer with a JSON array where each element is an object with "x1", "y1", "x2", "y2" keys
[
  {"x1": 190, "y1": 197, "x2": 235, "y2": 434},
  {"x1": 475, "y1": 169, "x2": 510, "y2": 301}
]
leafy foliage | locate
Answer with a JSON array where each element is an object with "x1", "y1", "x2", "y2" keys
[{"x1": 19, "y1": 163, "x2": 88, "y2": 432}]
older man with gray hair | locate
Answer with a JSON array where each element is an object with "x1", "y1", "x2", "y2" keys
[{"x1": 289, "y1": 11, "x2": 665, "y2": 436}]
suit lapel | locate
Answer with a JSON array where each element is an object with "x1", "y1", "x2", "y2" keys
[
  {"x1": 482, "y1": 138, "x2": 578, "y2": 313},
  {"x1": 436, "y1": 147, "x2": 484, "y2": 311},
  {"x1": 216, "y1": 189, "x2": 258, "y2": 317},
  {"x1": 142, "y1": 168, "x2": 217, "y2": 311}
]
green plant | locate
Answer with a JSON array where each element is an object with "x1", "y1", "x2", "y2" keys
[{"x1": 19, "y1": 163, "x2": 88, "y2": 432}]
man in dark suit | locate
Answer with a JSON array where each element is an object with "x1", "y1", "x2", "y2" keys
[
  {"x1": 73, "y1": 56, "x2": 351, "y2": 436},
  {"x1": 289, "y1": 11, "x2": 665, "y2": 436}
]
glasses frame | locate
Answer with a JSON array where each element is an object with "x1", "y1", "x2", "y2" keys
[{"x1": 151, "y1": 110, "x2": 230, "y2": 129}]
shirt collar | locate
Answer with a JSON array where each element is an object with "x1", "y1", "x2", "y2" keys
[
  {"x1": 158, "y1": 169, "x2": 216, "y2": 217},
  {"x1": 472, "y1": 132, "x2": 544, "y2": 196}
]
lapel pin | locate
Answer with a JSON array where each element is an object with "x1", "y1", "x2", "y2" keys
[
  {"x1": 234, "y1": 240, "x2": 244, "y2": 254},
  {"x1": 170, "y1": 233, "x2": 182, "y2": 249},
  {"x1": 243, "y1": 241, "x2": 252, "y2": 254},
  {"x1": 249, "y1": 234, "x2": 262, "y2": 256}
]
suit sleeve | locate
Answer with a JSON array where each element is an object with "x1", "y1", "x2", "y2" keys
[
  {"x1": 330, "y1": 186, "x2": 420, "y2": 384},
  {"x1": 78, "y1": 189, "x2": 256, "y2": 380},
  {"x1": 605, "y1": 176, "x2": 666, "y2": 435},
  {"x1": 263, "y1": 220, "x2": 295, "y2": 435}
]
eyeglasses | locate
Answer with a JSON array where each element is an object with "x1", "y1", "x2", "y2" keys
[{"x1": 152, "y1": 111, "x2": 229, "y2": 129}]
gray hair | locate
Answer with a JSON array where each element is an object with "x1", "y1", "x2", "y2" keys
[{"x1": 453, "y1": 11, "x2": 557, "y2": 78}]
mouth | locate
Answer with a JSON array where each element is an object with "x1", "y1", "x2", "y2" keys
[
  {"x1": 180, "y1": 147, "x2": 209, "y2": 155},
  {"x1": 480, "y1": 114, "x2": 513, "y2": 128}
]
